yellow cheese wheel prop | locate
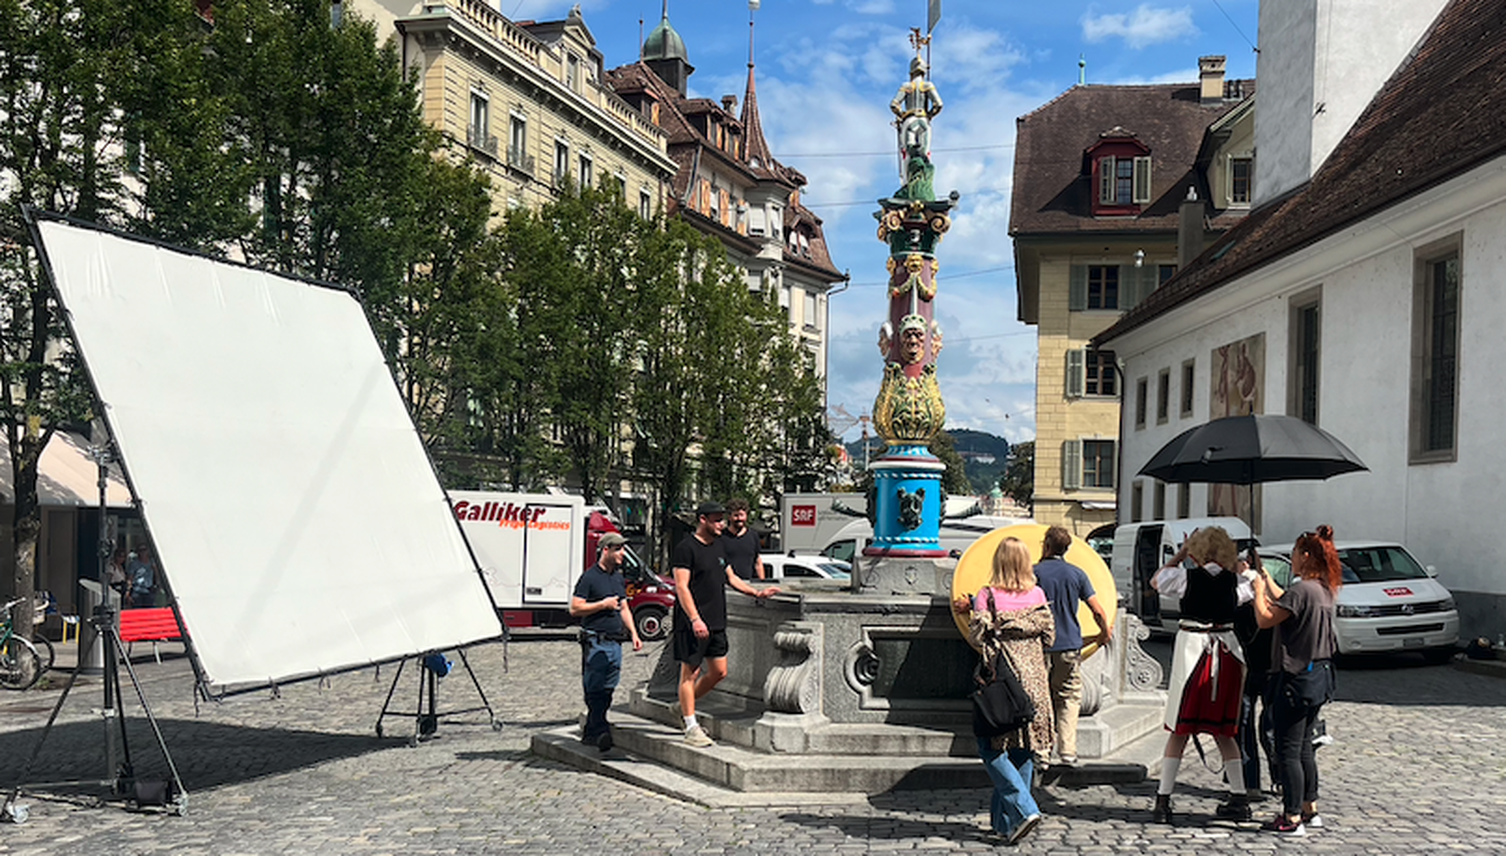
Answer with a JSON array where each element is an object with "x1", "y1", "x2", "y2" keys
[{"x1": 951, "y1": 523, "x2": 1117, "y2": 660}]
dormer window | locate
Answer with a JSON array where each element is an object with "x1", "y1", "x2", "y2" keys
[
  {"x1": 1087, "y1": 129, "x2": 1152, "y2": 216},
  {"x1": 1098, "y1": 155, "x2": 1151, "y2": 205}
]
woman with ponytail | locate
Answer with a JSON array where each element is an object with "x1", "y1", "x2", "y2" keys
[{"x1": 1251, "y1": 525, "x2": 1342, "y2": 836}]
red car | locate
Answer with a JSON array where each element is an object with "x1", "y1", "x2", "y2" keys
[{"x1": 620, "y1": 547, "x2": 675, "y2": 641}]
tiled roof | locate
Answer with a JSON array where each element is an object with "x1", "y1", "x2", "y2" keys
[
  {"x1": 1010, "y1": 81, "x2": 1253, "y2": 236},
  {"x1": 605, "y1": 58, "x2": 843, "y2": 281},
  {"x1": 1097, "y1": 0, "x2": 1506, "y2": 345}
]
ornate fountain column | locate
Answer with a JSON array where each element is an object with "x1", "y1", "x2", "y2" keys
[{"x1": 867, "y1": 43, "x2": 955, "y2": 558}]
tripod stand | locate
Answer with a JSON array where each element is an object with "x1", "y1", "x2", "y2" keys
[
  {"x1": 2, "y1": 602, "x2": 187, "y2": 822},
  {"x1": 374, "y1": 646, "x2": 501, "y2": 746}
]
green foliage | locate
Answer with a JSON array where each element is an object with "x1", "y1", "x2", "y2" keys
[
  {"x1": 999, "y1": 440, "x2": 1035, "y2": 514},
  {"x1": 927, "y1": 429, "x2": 974, "y2": 497}
]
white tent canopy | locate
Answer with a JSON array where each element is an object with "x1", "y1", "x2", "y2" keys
[{"x1": 35, "y1": 217, "x2": 500, "y2": 691}]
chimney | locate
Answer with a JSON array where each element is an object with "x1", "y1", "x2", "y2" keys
[
  {"x1": 1198, "y1": 55, "x2": 1226, "y2": 105},
  {"x1": 1178, "y1": 186, "x2": 1205, "y2": 268},
  {"x1": 721, "y1": 94, "x2": 738, "y2": 113}
]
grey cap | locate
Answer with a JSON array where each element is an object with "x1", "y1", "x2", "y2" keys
[
  {"x1": 598, "y1": 532, "x2": 627, "y2": 548},
  {"x1": 696, "y1": 500, "x2": 727, "y2": 517}
]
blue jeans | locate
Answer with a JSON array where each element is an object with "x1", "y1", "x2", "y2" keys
[
  {"x1": 976, "y1": 738, "x2": 1039, "y2": 835},
  {"x1": 581, "y1": 635, "x2": 622, "y2": 741}
]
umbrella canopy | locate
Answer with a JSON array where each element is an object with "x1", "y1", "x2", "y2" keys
[{"x1": 1138, "y1": 414, "x2": 1367, "y2": 485}]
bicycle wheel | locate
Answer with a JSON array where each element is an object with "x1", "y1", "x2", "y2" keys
[
  {"x1": 30, "y1": 634, "x2": 55, "y2": 674},
  {"x1": 0, "y1": 637, "x2": 41, "y2": 690}
]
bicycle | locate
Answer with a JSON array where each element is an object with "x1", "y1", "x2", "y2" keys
[{"x1": 0, "y1": 597, "x2": 44, "y2": 690}]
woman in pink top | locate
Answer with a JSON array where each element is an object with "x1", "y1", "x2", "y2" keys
[{"x1": 954, "y1": 536, "x2": 1055, "y2": 846}]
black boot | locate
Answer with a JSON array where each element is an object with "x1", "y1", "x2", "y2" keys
[
  {"x1": 1152, "y1": 794, "x2": 1174, "y2": 825},
  {"x1": 1216, "y1": 792, "x2": 1252, "y2": 821}
]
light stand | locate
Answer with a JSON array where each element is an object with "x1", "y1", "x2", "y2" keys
[
  {"x1": 374, "y1": 647, "x2": 501, "y2": 746},
  {"x1": 0, "y1": 442, "x2": 186, "y2": 822}
]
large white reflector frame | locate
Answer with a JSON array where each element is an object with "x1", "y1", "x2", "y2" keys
[{"x1": 34, "y1": 216, "x2": 501, "y2": 692}]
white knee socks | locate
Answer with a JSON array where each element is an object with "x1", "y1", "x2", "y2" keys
[{"x1": 1158, "y1": 757, "x2": 1181, "y2": 795}]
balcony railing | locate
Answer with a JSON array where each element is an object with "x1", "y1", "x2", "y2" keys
[
  {"x1": 507, "y1": 147, "x2": 536, "y2": 176},
  {"x1": 466, "y1": 126, "x2": 498, "y2": 158}
]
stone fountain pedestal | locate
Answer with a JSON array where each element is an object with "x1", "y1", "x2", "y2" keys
[{"x1": 582, "y1": 558, "x2": 1167, "y2": 795}]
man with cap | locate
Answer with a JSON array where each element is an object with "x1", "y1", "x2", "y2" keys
[
  {"x1": 569, "y1": 531, "x2": 641, "y2": 752},
  {"x1": 671, "y1": 500, "x2": 780, "y2": 747}
]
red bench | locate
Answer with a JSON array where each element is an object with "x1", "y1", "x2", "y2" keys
[{"x1": 118, "y1": 607, "x2": 184, "y2": 662}]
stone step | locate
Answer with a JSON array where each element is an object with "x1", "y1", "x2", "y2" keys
[{"x1": 532, "y1": 709, "x2": 1152, "y2": 802}]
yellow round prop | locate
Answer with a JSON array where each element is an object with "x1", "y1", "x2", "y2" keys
[{"x1": 951, "y1": 523, "x2": 1118, "y2": 659}]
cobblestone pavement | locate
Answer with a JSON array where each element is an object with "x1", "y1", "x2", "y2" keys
[{"x1": 1, "y1": 637, "x2": 1504, "y2": 854}]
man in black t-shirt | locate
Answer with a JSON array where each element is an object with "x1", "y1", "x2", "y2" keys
[
  {"x1": 570, "y1": 532, "x2": 642, "y2": 753},
  {"x1": 671, "y1": 500, "x2": 780, "y2": 747},
  {"x1": 721, "y1": 498, "x2": 765, "y2": 581}
]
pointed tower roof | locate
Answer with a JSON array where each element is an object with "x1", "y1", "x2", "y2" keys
[{"x1": 740, "y1": 67, "x2": 776, "y2": 173}]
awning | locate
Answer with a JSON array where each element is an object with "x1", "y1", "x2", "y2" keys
[{"x1": 0, "y1": 431, "x2": 133, "y2": 508}]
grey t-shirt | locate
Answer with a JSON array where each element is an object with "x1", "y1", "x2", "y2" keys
[{"x1": 1271, "y1": 578, "x2": 1337, "y2": 674}]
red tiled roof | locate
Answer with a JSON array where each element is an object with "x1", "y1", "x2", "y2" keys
[
  {"x1": 1097, "y1": 0, "x2": 1506, "y2": 346},
  {"x1": 605, "y1": 59, "x2": 842, "y2": 281},
  {"x1": 1010, "y1": 82, "x2": 1253, "y2": 236}
]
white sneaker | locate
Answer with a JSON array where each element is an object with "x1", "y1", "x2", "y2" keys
[
  {"x1": 683, "y1": 724, "x2": 714, "y2": 747},
  {"x1": 1303, "y1": 813, "x2": 1324, "y2": 829}
]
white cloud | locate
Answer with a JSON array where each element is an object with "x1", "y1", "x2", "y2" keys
[
  {"x1": 849, "y1": 0, "x2": 896, "y2": 14},
  {"x1": 1081, "y1": 4, "x2": 1198, "y2": 49}
]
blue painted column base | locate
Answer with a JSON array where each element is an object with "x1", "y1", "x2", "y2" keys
[{"x1": 865, "y1": 444, "x2": 948, "y2": 557}]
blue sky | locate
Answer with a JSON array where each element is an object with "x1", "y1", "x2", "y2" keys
[{"x1": 504, "y1": 1, "x2": 1260, "y2": 444}]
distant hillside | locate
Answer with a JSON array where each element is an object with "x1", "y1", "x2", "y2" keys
[{"x1": 845, "y1": 429, "x2": 1010, "y2": 495}]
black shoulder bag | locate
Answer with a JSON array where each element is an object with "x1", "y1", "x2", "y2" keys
[{"x1": 970, "y1": 589, "x2": 1038, "y2": 738}]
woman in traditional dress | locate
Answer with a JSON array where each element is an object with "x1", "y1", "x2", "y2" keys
[
  {"x1": 1251, "y1": 525, "x2": 1341, "y2": 836},
  {"x1": 1149, "y1": 526, "x2": 1253, "y2": 824},
  {"x1": 954, "y1": 536, "x2": 1055, "y2": 845}
]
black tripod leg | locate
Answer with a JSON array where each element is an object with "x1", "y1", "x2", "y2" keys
[
  {"x1": 454, "y1": 648, "x2": 500, "y2": 729},
  {"x1": 374, "y1": 658, "x2": 405, "y2": 738},
  {"x1": 3, "y1": 627, "x2": 101, "y2": 819},
  {"x1": 109, "y1": 625, "x2": 188, "y2": 813}
]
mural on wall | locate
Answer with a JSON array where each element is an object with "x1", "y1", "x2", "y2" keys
[{"x1": 1208, "y1": 333, "x2": 1265, "y2": 522}]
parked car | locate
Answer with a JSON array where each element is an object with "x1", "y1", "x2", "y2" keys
[
  {"x1": 1235, "y1": 541, "x2": 1457, "y2": 663},
  {"x1": 760, "y1": 554, "x2": 851, "y2": 581}
]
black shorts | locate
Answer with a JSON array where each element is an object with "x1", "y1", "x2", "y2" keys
[{"x1": 673, "y1": 626, "x2": 729, "y2": 667}]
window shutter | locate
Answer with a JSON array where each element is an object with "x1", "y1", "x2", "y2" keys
[
  {"x1": 1068, "y1": 264, "x2": 1087, "y2": 311},
  {"x1": 1133, "y1": 156, "x2": 1152, "y2": 203},
  {"x1": 1066, "y1": 348, "x2": 1085, "y2": 398},
  {"x1": 1098, "y1": 157, "x2": 1114, "y2": 204},
  {"x1": 1062, "y1": 440, "x2": 1082, "y2": 490}
]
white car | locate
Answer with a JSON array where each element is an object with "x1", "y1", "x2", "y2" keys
[
  {"x1": 1254, "y1": 542, "x2": 1458, "y2": 662},
  {"x1": 760, "y1": 554, "x2": 851, "y2": 581}
]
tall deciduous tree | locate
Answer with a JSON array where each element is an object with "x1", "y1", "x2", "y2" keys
[
  {"x1": 999, "y1": 440, "x2": 1034, "y2": 514},
  {"x1": 0, "y1": 0, "x2": 221, "y2": 634}
]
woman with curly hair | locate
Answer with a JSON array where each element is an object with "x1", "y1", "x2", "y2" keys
[
  {"x1": 1251, "y1": 525, "x2": 1342, "y2": 836},
  {"x1": 954, "y1": 536, "x2": 1054, "y2": 846},
  {"x1": 1148, "y1": 525, "x2": 1254, "y2": 824}
]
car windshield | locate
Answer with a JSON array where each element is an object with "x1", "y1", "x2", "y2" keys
[
  {"x1": 818, "y1": 563, "x2": 851, "y2": 579},
  {"x1": 1337, "y1": 546, "x2": 1429, "y2": 583},
  {"x1": 1259, "y1": 554, "x2": 1293, "y2": 587}
]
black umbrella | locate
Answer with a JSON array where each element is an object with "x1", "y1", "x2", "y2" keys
[{"x1": 1139, "y1": 413, "x2": 1367, "y2": 486}]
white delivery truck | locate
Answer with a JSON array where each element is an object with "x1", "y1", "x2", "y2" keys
[
  {"x1": 780, "y1": 492, "x2": 869, "y2": 555},
  {"x1": 779, "y1": 493, "x2": 1031, "y2": 562},
  {"x1": 450, "y1": 490, "x2": 670, "y2": 632}
]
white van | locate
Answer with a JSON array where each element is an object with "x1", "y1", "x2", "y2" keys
[{"x1": 1110, "y1": 517, "x2": 1255, "y2": 635}]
